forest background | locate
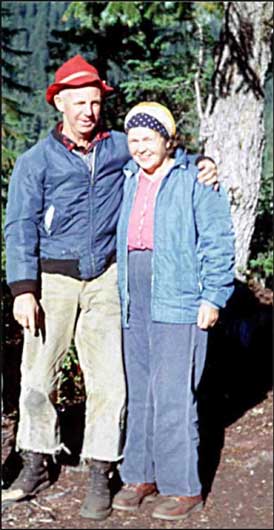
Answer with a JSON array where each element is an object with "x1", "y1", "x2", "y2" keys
[{"x1": 1, "y1": 1, "x2": 273, "y2": 410}]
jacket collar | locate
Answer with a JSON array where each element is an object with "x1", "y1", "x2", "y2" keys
[{"x1": 52, "y1": 121, "x2": 110, "y2": 154}]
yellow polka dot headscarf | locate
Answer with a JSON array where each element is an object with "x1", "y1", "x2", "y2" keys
[{"x1": 124, "y1": 102, "x2": 176, "y2": 139}]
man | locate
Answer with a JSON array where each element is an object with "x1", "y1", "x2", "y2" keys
[{"x1": 3, "y1": 54, "x2": 218, "y2": 520}]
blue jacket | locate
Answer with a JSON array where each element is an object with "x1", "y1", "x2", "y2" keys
[
  {"x1": 4, "y1": 129, "x2": 130, "y2": 295},
  {"x1": 117, "y1": 148, "x2": 235, "y2": 327}
]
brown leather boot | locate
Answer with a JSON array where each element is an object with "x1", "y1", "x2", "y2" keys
[
  {"x1": 80, "y1": 459, "x2": 112, "y2": 520},
  {"x1": 2, "y1": 451, "x2": 51, "y2": 503},
  {"x1": 152, "y1": 494, "x2": 204, "y2": 520},
  {"x1": 112, "y1": 482, "x2": 158, "y2": 511}
]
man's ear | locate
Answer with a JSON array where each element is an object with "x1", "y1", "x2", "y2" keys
[{"x1": 53, "y1": 94, "x2": 64, "y2": 112}]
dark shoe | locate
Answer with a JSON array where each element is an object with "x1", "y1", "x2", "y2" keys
[
  {"x1": 2, "y1": 451, "x2": 51, "y2": 503},
  {"x1": 152, "y1": 494, "x2": 204, "y2": 520},
  {"x1": 112, "y1": 482, "x2": 158, "y2": 512},
  {"x1": 80, "y1": 459, "x2": 112, "y2": 521}
]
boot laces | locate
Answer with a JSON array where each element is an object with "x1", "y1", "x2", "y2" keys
[
  {"x1": 19, "y1": 451, "x2": 47, "y2": 481},
  {"x1": 90, "y1": 466, "x2": 109, "y2": 497}
]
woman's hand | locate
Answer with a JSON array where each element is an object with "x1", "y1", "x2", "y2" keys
[{"x1": 197, "y1": 303, "x2": 219, "y2": 330}]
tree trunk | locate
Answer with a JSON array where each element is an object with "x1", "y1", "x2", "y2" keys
[{"x1": 199, "y1": 1, "x2": 273, "y2": 278}]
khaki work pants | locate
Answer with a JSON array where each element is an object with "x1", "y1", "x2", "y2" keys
[{"x1": 16, "y1": 265, "x2": 126, "y2": 461}]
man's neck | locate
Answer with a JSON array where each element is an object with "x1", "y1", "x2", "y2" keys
[{"x1": 61, "y1": 124, "x2": 98, "y2": 149}]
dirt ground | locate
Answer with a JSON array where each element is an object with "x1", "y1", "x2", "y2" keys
[
  {"x1": 1, "y1": 280, "x2": 273, "y2": 529},
  {"x1": 1, "y1": 390, "x2": 273, "y2": 530}
]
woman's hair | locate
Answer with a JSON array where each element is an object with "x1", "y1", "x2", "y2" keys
[{"x1": 167, "y1": 133, "x2": 185, "y2": 156}]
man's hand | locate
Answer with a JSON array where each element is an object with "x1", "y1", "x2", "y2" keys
[
  {"x1": 13, "y1": 293, "x2": 40, "y2": 336},
  {"x1": 197, "y1": 158, "x2": 219, "y2": 190},
  {"x1": 197, "y1": 303, "x2": 219, "y2": 330}
]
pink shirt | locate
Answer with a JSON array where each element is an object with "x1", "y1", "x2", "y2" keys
[{"x1": 128, "y1": 171, "x2": 164, "y2": 251}]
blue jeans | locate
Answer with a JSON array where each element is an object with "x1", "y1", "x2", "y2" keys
[{"x1": 119, "y1": 250, "x2": 208, "y2": 496}]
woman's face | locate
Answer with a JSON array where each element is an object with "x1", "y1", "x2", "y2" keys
[{"x1": 127, "y1": 127, "x2": 169, "y2": 174}]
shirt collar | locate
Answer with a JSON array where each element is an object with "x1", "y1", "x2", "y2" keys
[{"x1": 52, "y1": 121, "x2": 110, "y2": 154}]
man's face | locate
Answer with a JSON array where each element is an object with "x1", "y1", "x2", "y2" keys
[{"x1": 54, "y1": 86, "x2": 102, "y2": 141}]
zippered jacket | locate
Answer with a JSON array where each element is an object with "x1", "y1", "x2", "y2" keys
[
  {"x1": 4, "y1": 130, "x2": 130, "y2": 296},
  {"x1": 117, "y1": 148, "x2": 235, "y2": 327}
]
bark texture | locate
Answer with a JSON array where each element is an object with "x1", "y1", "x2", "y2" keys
[{"x1": 199, "y1": 1, "x2": 273, "y2": 277}]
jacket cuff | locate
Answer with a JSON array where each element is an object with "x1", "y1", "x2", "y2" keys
[
  {"x1": 200, "y1": 299, "x2": 220, "y2": 310},
  {"x1": 195, "y1": 155, "x2": 215, "y2": 166},
  {"x1": 8, "y1": 280, "x2": 38, "y2": 298}
]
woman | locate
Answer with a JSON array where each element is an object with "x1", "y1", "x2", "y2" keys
[{"x1": 113, "y1": 102, "x2": 235, "y2": 521}]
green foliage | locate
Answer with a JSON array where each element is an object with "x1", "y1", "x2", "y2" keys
[
  {"x1": 101, "y1": 1, "x2": 142, "y2": 27},
  {"x1": 249, "y1": 250, "x2": 273, "y2": 283},
  {"x1": 247, "y1": 246, "x2": 273, "y2": 290},
  {"x1": 56, "y1": 341, "x2": 85, "y2": 406},
  {"x1": 1, "y1": 6, "x2": 32, "y2": 166},
  {"x1": 63, "y1": 1, "x2": 223, "y2": 149},
  {"x1": 3, "y1": 1, "x2": 224, "y2": 149},
  {"x1": 3, "y1": 1, "x2": 71, "y2": 151},
  {"x1": 1, "y1": 5, "x2": 34, "y2": 283}
]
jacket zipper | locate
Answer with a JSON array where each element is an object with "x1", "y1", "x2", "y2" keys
[
  {"x1": 91, "y1": 145, "x2": 97, "y2": 185},
  {"x1": 124, "y1": 171, "x2": 140, "y2": 324},
  {"x1": 90, "y1": 145, "x2": 97, "y2": 274},
  {"x1": 151, "y1": 167, "x2": 174, "y2": 310}
]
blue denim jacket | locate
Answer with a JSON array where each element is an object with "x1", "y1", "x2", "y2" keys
[
  {"x1": 117, "y1": 148, "x2": 235, "y2": 327},
  {"x1": 4, "y1": 130, "x2": 130, "y2": 292}
]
